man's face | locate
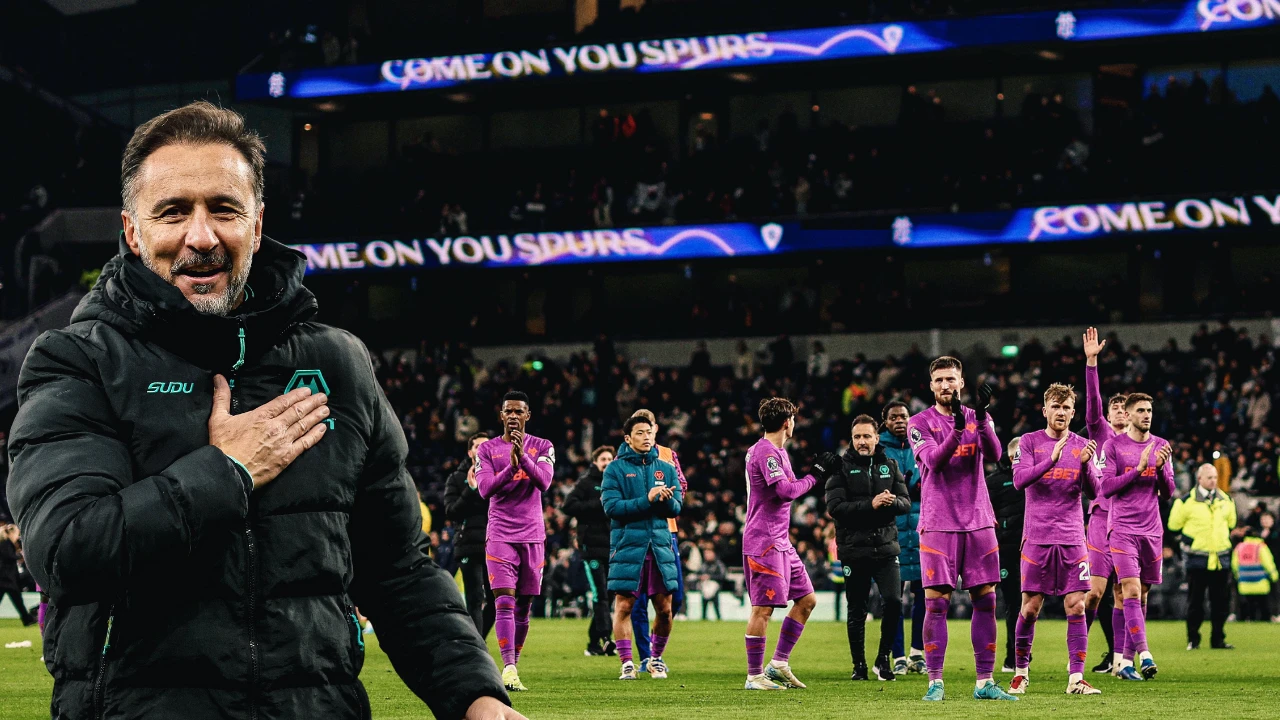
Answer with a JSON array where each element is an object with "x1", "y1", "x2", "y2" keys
[
  {"x1": 1197, "y1": 465, "x2": 1218, "y2": 490},
  {"x1": 930, "y1": 368, "x2": 964, "y2": 406},
  {"x1": 467, "y1": 437, "x2": 486, "y2": 461},
  {"x1": 626, "y1": 422, "x2": 656, "y2": 453},
  {"x1": 594, "y1": 451, "x2": 614, "y2": 472},
  {"x1": 122, "y1": 143, "x2": 262, "y2": 316},
  {"x1": 500, "y1": 401, "x2": 530, "y2": 434},
  {"x1": 1043, "y1": 398, "x2": 1075, "y2": 432},
  {"x1": 1129, "y1": 401, "x2": 1153, "y2": 432},
  {"x1": 852, "y1": 423, "x2": 878, "y2": 456},
  {"x1": 1107, "y1": 400, "x2": 1128, "y2": 430},
  {"x1": 885, "y1": 406, "x2": 910, "y2": 438}
]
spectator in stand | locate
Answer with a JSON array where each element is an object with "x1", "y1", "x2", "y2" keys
[{"x1": 698, "y1": 547, "x2": 727, "y2": 620}]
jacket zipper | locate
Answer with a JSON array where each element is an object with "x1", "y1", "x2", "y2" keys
[
  {"x1": 230, "y1": 321, "x2": 258, "y2": 719},
  {"x1": 94, "y1": 606, "x2": 115, "y2": 720}
]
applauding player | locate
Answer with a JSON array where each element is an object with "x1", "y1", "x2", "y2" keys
[
  {"x1": 908, "y1": 357, "x2": 1016, "y2": 702},
  {"x1": 1100, "y1": 393, "x2": 1176, "y2": 680},
  {"x1": 476, "y1": 391, "x2": 556, "y2": 693},
  {"x1": 1009, "y1": 384, "x2": 1103, "y2": 696}
]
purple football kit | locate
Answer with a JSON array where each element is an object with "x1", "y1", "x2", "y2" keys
[
  {"x1": 1100, "y1": 431, "x2": 1175, "y2": 660},
  {"x1": 476, "y1": 433, "x2": 555, "y2": 669},
  {"x1": 909, "y1": 406, "x2": 1002, "y2": 589},
  {"x1": 1011, "y1": 428, "x2": 1101, "y2": 677},
  {"x1": 1012, "y1": 429, "x2": 1100, "y2": 597},
  {"x1": 908, "y1": 404, "x2": 1003, "y2": 684},
  {"x1": 743, "y1": 437, "x2": 816, "y2": 607}
]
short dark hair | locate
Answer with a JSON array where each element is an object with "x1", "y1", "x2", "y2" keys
[
  {"x1": 502, "y1": 390, "x2": 530, "y2": 406},
  {"x1": 623, "y1": 416, "x2": 653, "y2": 437},
  {"x1": 592, "y1": 445, "x2": 616, "y2": 461},
  {"x1": 466, "y1": 431, "x2": 491, "y2": 447},
  {"x1": 929, "y1": 356, "x2": 963, "y2": 376},
  {"x1": 758, "y1": 397, "x2": 797, "y2": 433},
  {"x1": 851, "y1": 414, "x2": 878, "y2": 432},
  {"x1": 121, "y1": 101, "x2": 266, "y2": 215},
  {"x1": 1124, "y1": 392, "x2": 1153, "y2": 410},
  {"x1": 881, "y1": 400, "x2": 908, "y2": 421},
  {"x1": 1108, "y1": 393, "x2": 1128, "y2": 409}
]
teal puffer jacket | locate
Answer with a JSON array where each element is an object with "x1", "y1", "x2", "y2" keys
[
  {"x1": 601, "y1": 443, "x2": 682, "y2": 594},
  {"x1": 881, "y1": 431, "x2": 921, "y2": 582}
]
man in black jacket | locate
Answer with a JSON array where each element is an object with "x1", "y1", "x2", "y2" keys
[
  {"x1": 562, "y1": 445, "x2": 616, "y2": 656},
  {"x1": 445, "y1": 431, "x2": 495, "y2": 638},
  {"x1": 5, "y1": 102, "x2": 514, "y2": 720},
  {"x1": 986, "y1": 436, "x2": 1025, "y2": 673},
  {"x1": 821, "y1": 415, "x2": 911, "y2": 682}
]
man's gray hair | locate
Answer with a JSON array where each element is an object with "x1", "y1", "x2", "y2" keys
[{"x1": 121, "y1": 101, "x2": 266, "y2": 215}]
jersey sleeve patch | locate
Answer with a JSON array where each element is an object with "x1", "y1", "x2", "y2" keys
[
  {"x1": 766, "y1": 455, "x2": 783, "y2": 478},
  {"x1": 909, "y1": 426, "x2": 924, "y2": 448}
]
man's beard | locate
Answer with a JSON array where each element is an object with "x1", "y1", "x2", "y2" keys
[{"x1": 138, "y1": 233, "x2": 252, "y2": 316}]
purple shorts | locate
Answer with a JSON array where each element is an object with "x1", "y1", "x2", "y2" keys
[
  {"x1": 744, "y1": 544, "x2": 813, "y2": 607},
  {"x1": 1020, "y1": 542, "x2": 1091, "y2": 597},
  {"x1": 919, "y1": 528, "x2": 1001, "y2": 590},
  {"x1": 618, "y1": 551, "x2": 671, "y2": 598},
  {"x1": 1110, "y1": 533, "x2": 1163, "y2": 585},
  {"x1": 1086, "y1": 517, "x2": 1114, "y2": 582},
  {"x1": 486, "y1": 540, "x2": 545, "y2": 595}
]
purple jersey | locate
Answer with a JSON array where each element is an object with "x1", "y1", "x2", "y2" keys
[
  {"x1": 475, "y1": 434, "x2": 555, "y2": 543},
  {"x1": 743, "y1": 437, "x2": 817, "y2": 556},
  {"x1": 1085, "y1": 364, "x2": 1119, "y2": 516},
  {"x1": 908, "y1": 405, "x2": 1001, "y2": 532},
  {"x1": 1012, "y1": 429, "x2": 1101, "y2": 546},
  {"x1": 1100, "y1": 433, "x2": 1176, "y2": 538}
]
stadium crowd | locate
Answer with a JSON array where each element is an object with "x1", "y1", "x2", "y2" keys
[
  {"x1": 286, "y1": 73, "x2": 1280, "y2": 239},
  {"x1": 368, "y1": 320, "x2": 1280, "y2": 619}
]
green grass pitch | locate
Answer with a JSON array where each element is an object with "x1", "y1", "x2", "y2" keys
[{"x1": 2, "y1": 617, "x2": 1277, "y2": 718}]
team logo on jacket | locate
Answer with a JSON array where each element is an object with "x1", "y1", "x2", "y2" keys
[
  {"x1": 879, "y1": 465, "x2": 889, "y2": 476},
  {"x1": 285, "y1": 369, "x2": 330, "y2": 395},
  {"x1": 654, "y1": 470, "x2": 665, "y2": 481}
]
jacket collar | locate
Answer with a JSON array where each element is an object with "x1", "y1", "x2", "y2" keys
[
  {"x1": 878, "y1": 431, "x2": 908, "y2": 449},
  {"x1": 617, "y1": 442, "x2": 658, "y2": 464},
  {"x1": 74, "y1": 234, "x2": 318, "y2": 371}
]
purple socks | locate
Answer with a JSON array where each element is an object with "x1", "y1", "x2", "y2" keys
[
  {"x1": 1123, "y1": 597, "x2": 1148, "y2": 654},
  {"x1": 1067, "y1": 614, "x2": 1088, "y2": 675},
  {"x1": 746, "y1": 635, "x2": 766, "y2": 677},
  {"x1": 514, "y1": 597, "x2": 532, "y2": 664},
  {"x1": 773, "y1": 617, "x2": 805, "y2": 663},
  {"x1": 651, "y1": 634, "x2": 669, "y2": 659},
  {"x1": 1114, "y1": 606, "x2": 1129, "y2": 660},
  {"x1": 495, "y1": 595, "x2": 517, "y2": 667},
  {"x1": 617, "y1": 638, "x2": 633, "y2": 665},
  {"x1": 923, "y1": 596, "x2": 950, "y2": 681},
  {"x1": 1014, "y1": 611, "x2": 1037, "y2": 670},
  {"x1": 971, "y1": 591, "x2": 998, "y2": 681}
]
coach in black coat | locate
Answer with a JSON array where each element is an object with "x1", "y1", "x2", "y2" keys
[
  {"x1": 562, "y1": 447, "x2": 616, "y2": 654},
  {"x1": 822, "y1": 415, "x2": 910, "y2": 680},
  {"x1": 445, "y1": 439, "x2": 495, "y2": 639}
]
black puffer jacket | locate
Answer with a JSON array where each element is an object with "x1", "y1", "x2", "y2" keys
[
  {"x1": 824, "y1": 451, "x2": 911, "y2": 560},
  {"x1": 562, "y1": 465, "x2": 611, "y2": 560},
  {"x1": 6, "y1": 238, "x2": 505, "y2": 720},
  {"x1": 985, "y1": 457, "x2": 1024, "y2": 547},
  {"x1": 443, "y1": 459, "x2": 488, "y2": 558}
]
